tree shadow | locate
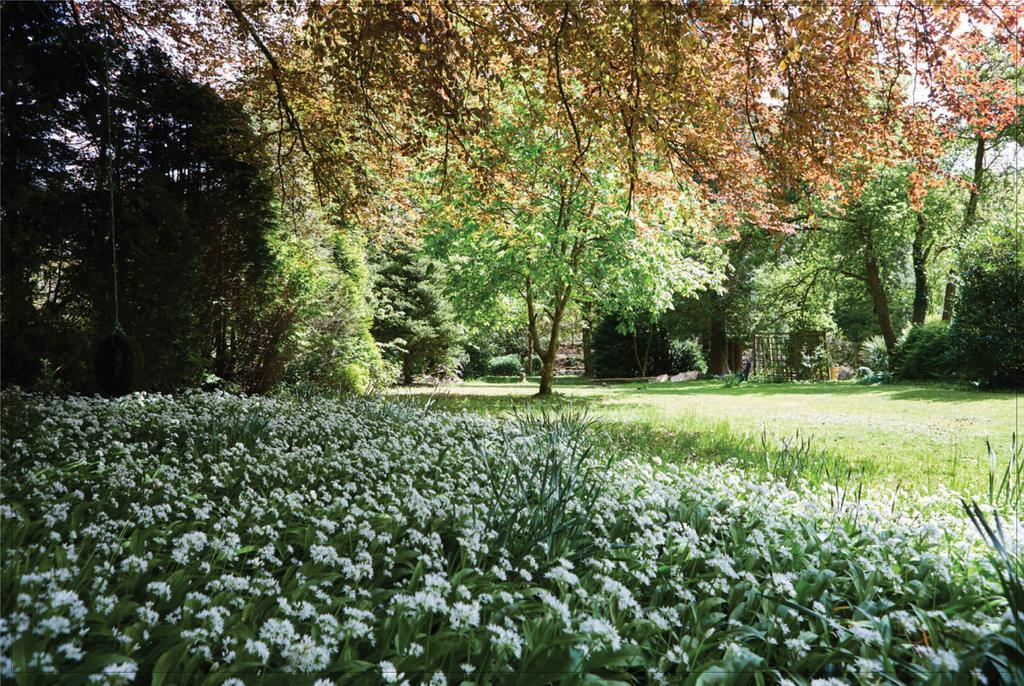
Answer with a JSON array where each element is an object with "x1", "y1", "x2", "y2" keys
[
  {"x1": 390, "y1": 384, "x2": 604, "y2": 415},
  {"x1": 394, "y1": 377, "x2": 1012, "y2": 408},
  {"x1": 883, "y1": 386, "x2": 1016, "y2": 403},
  {"x1": 624, "y1": 380, "x2": 1005, "y2": 403}
]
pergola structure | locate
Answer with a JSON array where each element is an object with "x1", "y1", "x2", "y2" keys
[{"x1": 751, "y1": 331, "x2": 831, "y2": 382}]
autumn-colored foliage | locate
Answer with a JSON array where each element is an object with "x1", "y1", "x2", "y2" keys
[{"x1": 86, "y1": 1, "x2": 1020, "y2": 231}]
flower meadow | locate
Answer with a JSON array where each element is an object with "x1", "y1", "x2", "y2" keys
[{"x1": 1, "y1": 392, "x2": 1021, "y2": 685}]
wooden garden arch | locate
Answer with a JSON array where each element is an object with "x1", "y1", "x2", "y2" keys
[{"x1": 751, "y1": 331, "x2": 830, "y2": 382}]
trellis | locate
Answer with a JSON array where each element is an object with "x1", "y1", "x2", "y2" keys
[{"x1": 752, "y1": 331, "x2": 830, "y2": 382}]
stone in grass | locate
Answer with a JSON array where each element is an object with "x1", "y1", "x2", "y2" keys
[
  {"x1": 652, "y1": 373, "x2": 670, "y2": 382},
  {"x1": 670, "y1": 370, "x2": 699, "y2": 382}
]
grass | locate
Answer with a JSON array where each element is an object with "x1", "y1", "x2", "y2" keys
[{"x1": 391, "y1": 377, "x2": 1021, "y2": 497}]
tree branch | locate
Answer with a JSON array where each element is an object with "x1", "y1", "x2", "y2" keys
[
  {"x1": 223, "y1": 0, "x2": 322, "y2": 201},
  {"x1": 553, "y1": 5, "x2": 587, "y2": 175}
]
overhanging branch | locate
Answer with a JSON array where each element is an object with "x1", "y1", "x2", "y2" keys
[{"x1": 224, "y1": 0, "x2": 323, "y2": 201}]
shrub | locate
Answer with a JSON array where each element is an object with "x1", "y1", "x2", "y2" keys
[
  {"x1": 859, "y1": 335, "x2": 889, "y2": 372},
  {"x1": 335, "y1": 362, "x2": 371, "y2": 393},
  {"x1": 461, "y1": 345, "x2": 488, "y2": 379},
  {"x1": 462, "y1": 328, "x2": 527, "y2": 379},
  {"x1": 487, "y1": 353, "x2": 523, "y2": 376},
  {"x1": 669, "y1": 338, "x2": 707, "y2": 374},
  {"x1": 371, "y1": 242, "x2": 462, "y2": 384},
  {"x1": 949, "y1": 245, "x2": 1024, "y2": 388},
  {"x1": 893, "y1": 321, "x2": 953, "y2": 380}
]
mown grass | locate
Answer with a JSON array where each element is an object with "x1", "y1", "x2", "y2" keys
[{"x1": 390, "y1": 377, "x2": 1021, "y2": 498}]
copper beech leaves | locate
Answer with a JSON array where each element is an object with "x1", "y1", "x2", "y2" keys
[{"x1": 87, "y1": 1, "x2": 1020, "y2": 231}]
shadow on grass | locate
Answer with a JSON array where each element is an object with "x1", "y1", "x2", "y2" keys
[
  {"x1": 390, "y1": 377, "x2": 1015, "y2": 496},
  {"x1": 882, "y1": 386, "x2": 1015, "y2": 403},
  {"x1": 391, "y1": 386, "x2": 604, "y2": 416},
  {"x1": 604, "y1": 379, "x2": 1003, "y2": 403},
  {"x1": 396, "y1": 377, "x2": 1011, "y2": 410},
  {"x1": 589, "y1": 418, "x2": 873, "y2": 492}
]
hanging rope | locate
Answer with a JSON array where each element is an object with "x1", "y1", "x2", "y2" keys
[
  {"x1": 94, "y1": 26, "x2": 138, "y2": 396},
  {"x1": 102, "y1": 33, "x2": 122, "y2": 335}
]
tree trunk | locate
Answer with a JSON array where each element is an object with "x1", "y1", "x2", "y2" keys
[
  {"x1": 401, "y1": 354, "x2": 414, "y2": 386},
  {"x1": 728, "y1": 339, "x2": 744, "y2": 372},
  {"x1": 708, "y1": 316, "x2": 729, "y2": 375},
  {"x1": 527, "y1": 276, "x2": 560, "y2": 396},
  {"x1": 538, "y1": 334, "x2": 558, "y2": 396},
  {"x1": 863, "y1": 226, "x2": 897, "y2": 351},
  {"x1": 632, "y1": 331, "x2": 642, "y2": 377},
  {"x1": 632, "y1": 327, "x2": 654, "y2": 377},
  {"x1": 941, "y1": 279, "x2": 956, "y2": 322},
  {"x1": 533, "y1": 228, "x2": 584, "y2": 395},
  {"x1": 641, "y1": 327, "x2": 653, "y2": 377},
  {"x1": 526, "y1": 330, "x2": 534, "y2": 375},
  {"x1": 942, "y1": 136, "x2": 985, "y2": 322},
  {"x1": 911, "y1": 212, "x2": 929, "y2": 325},
  {"x1": 537, "y1": 293, "x2": 570, "y2": 396},
  {"x1": 582, "y1": 322, "x2": 593, "y2": 377}
]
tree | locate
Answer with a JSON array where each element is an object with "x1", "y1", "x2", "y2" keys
[
  {"x1": 78, "y1": 2, "x2": 1018, "y2": 237},
  {"x1": 930, "y1": 39, "x2": 1024, "y2": 321},
  {"x1": 275, "y1": 204, "x2": 384, "y2": 394},
  {"x1": 770, "y1": 165, "x2": 961, "y2": 351},
  {"x1": 1, "y1": 4, "x2": 286, "y2": 392},
  {"x1": 663, "y1": 226, "x2": 777, "y2": 375},
  {"x1": 589, "y1": 317, "x2": 671, "y2": 379},
  {"x1": 422, "y1": 83, "x2": 722, "y2": 395},
  {"x1": 948, "y1": 240, "x2": 1024, "y2": 388},
  {"x1": 371, "y1": 240, "x2": 461, "y2": 385}
]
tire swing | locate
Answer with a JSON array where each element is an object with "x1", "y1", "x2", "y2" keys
[{"x1": 94, "y1": 57, "x2": 141, "y2": 397}]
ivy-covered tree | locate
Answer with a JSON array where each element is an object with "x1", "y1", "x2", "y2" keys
[{"x1": 371, "y1": 241, "x2": 461, "y2": 385}]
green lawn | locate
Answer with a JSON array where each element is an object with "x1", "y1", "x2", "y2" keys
[{"x1": 391, "y1": 377, "x2": 1021, "y2": 497}]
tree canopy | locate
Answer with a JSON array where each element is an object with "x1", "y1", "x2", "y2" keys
[
  {"x1": 86, "y1": 1, "x2": 1021, "y2": 226},
  {"x1": 4, "y1": 1, "x2": 1021, "y2": 394}
]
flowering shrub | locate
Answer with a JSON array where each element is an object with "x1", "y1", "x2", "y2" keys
[{"x1": 1, "y1": 392, "x2": 1019, "y2": 684}]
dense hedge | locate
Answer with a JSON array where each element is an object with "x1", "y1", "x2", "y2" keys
[
  {"x1": 462, "y1": 329, "x2": 527, "y2": 379},
  {"x1": 487, "y1": 354, "x2": 524, "y2": 376},
  {"x1": 590, "y1": 318, "x2": 672, "y2": 378},
  {"x1": 669, "y1": 339, "x2": 708, "y2": 375},
  {"x1": 949, "y1": 245, "x2": 1024, "y2": 388},
  {"x1": 591, "y1": 318, "x2": 708, "y2": 378}
]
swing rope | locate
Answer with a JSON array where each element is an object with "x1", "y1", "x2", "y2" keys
[
  {"x1": 90, "y1": 21, "x2": 138, "y2": 397},
  {"x1": 102, "y1": 32, "x2": 123, "y2": 336}
]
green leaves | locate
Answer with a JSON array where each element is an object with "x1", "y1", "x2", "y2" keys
[
  {"x1": 2, "y1": 391, "x2": 1016, "y2": 684},
  {"x1": 694, "y1": 644, "x2": 763, "y2": 686}
]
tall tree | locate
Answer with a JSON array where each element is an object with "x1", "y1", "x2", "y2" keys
[
  {"x1": 663, "y1": 226, "x2": 776, "y2": 375},
  {"x1": 78, "y1": 2, "x2": 1018, "y2": 236},
  {"x1": 930, "y1": 38, "x2": 1023, "y2": 320},
  {"x1": 1, "y1": 4, "x2": 285, "y2": 391}
]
